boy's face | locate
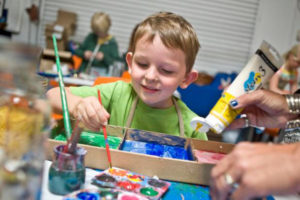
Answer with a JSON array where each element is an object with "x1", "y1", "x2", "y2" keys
[{"x1": 126, "y1": 34, "x2": 197, "y2": 109}]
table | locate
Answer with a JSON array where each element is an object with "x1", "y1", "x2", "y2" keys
[
  {"x1": 41, "y1": 161, "x2": 298, "y2": 200},
  {"x1": 54, "y1": 77, "x2": 94, "y2": 86},
  {"x1": 41, "y1": 160, "x2": 211, "y2": 200}
]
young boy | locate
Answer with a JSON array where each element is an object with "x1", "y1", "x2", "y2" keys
[
  {"x1": 47, "y1": 12, "x2": 207, "y2": 140},
  {"x1": 74, "y1": 12, "x2": 119, "y2": 75}
]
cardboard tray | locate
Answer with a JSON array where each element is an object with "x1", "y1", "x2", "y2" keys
[{"x1": 46, "y1": 125, "x2": 234, "y2": 186}]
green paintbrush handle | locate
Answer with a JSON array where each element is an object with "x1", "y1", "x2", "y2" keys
[{"x1": 52, "y1": 34, "x2": 72, "y2": 139}]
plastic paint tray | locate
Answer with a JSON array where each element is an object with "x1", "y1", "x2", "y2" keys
[
  {"x1": 63, "y1": 188, "x2": 148, "y2": 200},
  {"x1": 92, "y1": 167, "x2": 170, "y2": 200}
]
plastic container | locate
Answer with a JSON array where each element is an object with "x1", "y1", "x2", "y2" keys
[{"x1": 191, "y1": 41, "x2": 283, "y2": 134}]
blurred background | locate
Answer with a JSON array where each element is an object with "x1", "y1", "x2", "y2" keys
[{"x1": 1, "y1": 0, "x2": 299, "y2": 75}]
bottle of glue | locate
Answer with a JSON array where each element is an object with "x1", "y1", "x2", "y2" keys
[{"x1": 191, "y1": 41, "x2": 283, "y2": 134}]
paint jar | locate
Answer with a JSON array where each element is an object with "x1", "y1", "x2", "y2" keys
[
  {"x1": 48, "y1": 145, "x2": 87, "y2": 195},
  {"x1": 191, "y1": 41, "x2": 283, "y2": 134},
  {"x1": 0, "y1": 43, "x2": 51, "y2": 200}
]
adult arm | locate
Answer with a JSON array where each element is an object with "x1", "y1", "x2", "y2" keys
[
  {"x1": 227, "y1": 89, "x2": 298, "y2": 129},
  {"x1": 210, "y1": 142, "x2": 300, "y2": 200}
]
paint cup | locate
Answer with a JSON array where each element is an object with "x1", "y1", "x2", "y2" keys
[{"x1": 48, "y1": 145, "x2": 87, "y2": 195}]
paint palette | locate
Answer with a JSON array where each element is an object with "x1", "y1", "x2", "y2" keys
[
  {"x1": 63, "y1": 188, "x2": 148, "y2": 200},
  {"x1": 91, "y1": 167, "x2": 170, "y2": 200}
]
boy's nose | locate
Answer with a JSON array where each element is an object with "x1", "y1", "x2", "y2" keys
[{"x1": 145, "y1": 66, "x2": 158, "y2": 81}]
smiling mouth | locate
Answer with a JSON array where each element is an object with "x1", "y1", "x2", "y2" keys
[{"x1": 142, "y1": 85, "x2": 159, "y2": 92}]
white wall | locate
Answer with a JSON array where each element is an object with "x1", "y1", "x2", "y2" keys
[
  {"x1": 251, "y1": 0, "x2": 300, "y2": 55},
  {"x1": 8, "y1": 0, "x2": 300, "y2": 71}
]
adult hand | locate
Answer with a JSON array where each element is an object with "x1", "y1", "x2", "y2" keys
[
  {"x1": 210, "y1": 142, "x2": 300, "y2": 200},
  {"x1": 84, "y1": 50, "x2": 93, "y2": 60},
  {"x1": 95, "y1": 52, "x2": 104, "y2": 60},
  {"x1": 227, "y1": 89, "x2": 298, "y2": 129},
  {"x1": 73, "y1": 96, "x2": 110, "y2": 131}
]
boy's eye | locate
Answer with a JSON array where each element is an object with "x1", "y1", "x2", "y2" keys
[
  {"x1": 161, "y1": 68, "x2": 173, "y2": 74},
  {"x1": 137, "y1": 62, "x2": 148, "y2": 68}
]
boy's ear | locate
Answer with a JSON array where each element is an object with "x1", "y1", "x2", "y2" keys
[
  {"x1": 179, "y1": 69, "x2": 198, "y2": 89},
  {"x1": 126, "y1": 52, "x2": 133, "y2": 74}
]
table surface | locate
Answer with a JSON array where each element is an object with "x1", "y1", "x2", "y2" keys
[
  {"x1": 41, "y1": 160, "x2": 211, "y2": 200},
  {"x1": 41, "y1": 161, "x2": 299, "y2": 200}
]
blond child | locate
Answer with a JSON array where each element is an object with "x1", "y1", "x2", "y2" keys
[
  {"x1": 269, "y1": 46, "x2": 300, "y2": 94},
  {"x1": 74, "y1": 12, "x2": 119, "y2": 75},
  {"x1": 47, "y1": 12, "x2": 207, "y2": 139}
]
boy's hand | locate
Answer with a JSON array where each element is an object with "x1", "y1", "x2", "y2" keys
[
  {"x1": 95, "y1": 52, "x2": 104, "y2": 60},
  {"x1": 84, "y1": 51, "x2": 93, "y2": 60},
  {"x1": 73, "y1": 96, "x2": 110, "y2": 131}
]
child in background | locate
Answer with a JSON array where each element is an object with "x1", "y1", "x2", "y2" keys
[
  {"x1": 74, "y1": 12, "x2": 119, "y2": 75},
  {"x1": 269, "y1": 46, "x2": 300, "y2": 94},
  {"x1": 47, "y1": 12, "x2": 207, "y2": 139}
]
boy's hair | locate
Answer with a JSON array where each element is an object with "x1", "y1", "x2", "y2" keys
[
  {"x1": 128, "y1": 12, "x2": 200, "y2": 73},
  {"x1": 91, "y1": 12, "x2": 111, "y2": 35}
]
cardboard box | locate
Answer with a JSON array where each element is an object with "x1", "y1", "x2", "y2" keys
[
  {"x1": 56, "y1": 10, "x2": 77, "y2": 37},
  {"x1": 45, "y1": 24, "x2": 67, "y2": 51},
  {"x1": 46, "y1": 125, "x2": 233, "y2": 185},
  {"x1": 39, "y1": 49, "x2": 73, "y2": 74},
  {"x1": 45, "y1": 10, "x2": 77, "y2": 50}
]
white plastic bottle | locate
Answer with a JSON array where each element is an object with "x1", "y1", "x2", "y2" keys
[{"x1": 191, "y1": 41, "x2": 283, "y2": 134}]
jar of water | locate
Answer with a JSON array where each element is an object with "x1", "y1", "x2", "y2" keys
[{"x1": 48, "y1": 145, "x2": 86, "y2": 195}]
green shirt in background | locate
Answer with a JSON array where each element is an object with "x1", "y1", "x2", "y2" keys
[
  {"x1": 70, "y1": 81, "x2": 207, "y2": 140},
  {"x1": 74, "y1": 33, "x2": 119, "y2": 72}
]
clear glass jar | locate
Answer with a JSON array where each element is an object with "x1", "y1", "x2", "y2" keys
[
  {"x1": 48, "y1": 145, "x2": 86, "y2": 195},
  {"x1": 0, "y1": 43, "x2": 51, "y2": 200}
]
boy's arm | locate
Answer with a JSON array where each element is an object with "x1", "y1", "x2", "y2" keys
[
  {"x1": 74, "y1": 33, "x2": 93, "y2": 58},
  {"x1": 46, "y1": 87, "x2": 110, "y2": 131},
  {"x1": 46, "y1": 87, "x2": 82, "y2": 116}
]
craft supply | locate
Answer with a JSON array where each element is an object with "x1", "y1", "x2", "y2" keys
[
  {"x1": 121, "y1": 129, "x2": 193, "y2": 160},
  {"x1": 52, "y1": 34, "x2": 72, "y2": 139},
  {"x1": 64, "y1": 121, "x2": 83, "y2": 154},
  {"x1": 48, "y1": 145, "x2": 86, "y2": 195},
  {"x1": 63, "y1": 188, "x2": 148, "y2": 200},
  {"x1": 121, "y1": 140, "x2": 191, "y2": 160},
  {"x1": 92, "y1": 167, "x2": 170, "y2": 200},
  {"x1": 97, "y1": 89, "x2": 112, "y2": 168},
  {"x1": 193, "y1": 150, "x2": 226, "y2": 164},
  {"x1": 191, "y1": 41, "x2": 283, "y2": 134}
]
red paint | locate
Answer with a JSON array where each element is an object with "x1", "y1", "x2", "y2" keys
[{"x1": 117, "y1": 181, "x2": 140, "y2": 191}]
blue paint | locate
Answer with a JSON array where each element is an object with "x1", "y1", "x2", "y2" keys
[
  {"x1": 129, "y1": 129, "x2": 186, "y2": 147},
  {"x1": 76, "y1": 192, "x2": 99, "y2": 200},
  {"x1": 121, "y1": 140, "x2": 192, "y2": 160}
]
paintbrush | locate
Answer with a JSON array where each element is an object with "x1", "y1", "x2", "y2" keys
[
  {"x1": 63, "y1": 121, "x2": 83, "y2": 154},
  {"x1": 97, "y1": 89, "x2": 112, "y2": 168},
  {"x1": 52, "y1": 34, "x2": 72, "y2": 139}
]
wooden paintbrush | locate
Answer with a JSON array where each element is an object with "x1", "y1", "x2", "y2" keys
[
  {"x1": 52, "y1": 34, "x2": 72, "y2": 139},
  {"x1": 97, "y1": 89, "x2": 112, "y2": 168}
]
